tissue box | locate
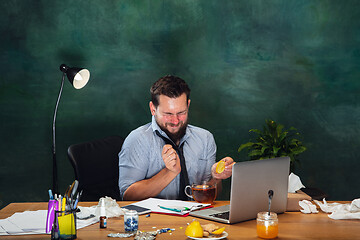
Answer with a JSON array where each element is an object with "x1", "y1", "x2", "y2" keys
[{"x1": 287, "y1": 190, "x2": 312, "y2": 211}]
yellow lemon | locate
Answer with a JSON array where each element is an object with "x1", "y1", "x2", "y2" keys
[
  {"x1": 212, "y1": 227, "x2": 225, "y2": 235},
  {"x1": 185, "y1": 220, "x2": 203, "y2": 238},
  {"x1": 216, "y1": 160, "x2": 226, "y2": 174}
]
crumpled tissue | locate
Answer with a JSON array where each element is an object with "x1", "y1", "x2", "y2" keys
[
  {"x1": 299, "y1": 200, "x2": 318, "y2": 214},
  {"x1": 313, "y1": 198, "x2": 360, "y2": 220},
  {"x1": 288, "y1": 172, "x2": 305, "y2": 193},
  {"x1": 77, "y1": 196, "x2": 124, "y2": 220}
]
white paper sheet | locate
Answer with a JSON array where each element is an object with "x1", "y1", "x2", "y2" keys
[
  {"x1": 8, "y1": 210, "x2": 46, "y2": 231},
  {"x1": 129, "y1": 198, "x2": 210, "y2": 215}
]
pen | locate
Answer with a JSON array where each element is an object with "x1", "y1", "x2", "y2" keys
[
  {"x1": 73, "y1": 190, "x2": 82, "y2": 209},
  {"x1": 48, "y1": 189, "x2": 54, "y2": 200},
  {"x1": 188, "y1": 204, "x2": 205, "y2": 211},
  {"x1": 58, "y1": 195, "x2": 62, "y2": 212},
  {"x1": 61, "y1": 197, "x2": 66, "y2": 216},
  {"x1": 158, "y1": 205, "x2": 182, "y2": 212},
  {"x1": 71, "y1": 180, "x2": 79, "y2": 199}
]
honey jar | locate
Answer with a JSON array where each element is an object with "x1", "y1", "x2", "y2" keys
[{"x1": 257, "y1": 212, "x2": 278, "y2": 239}]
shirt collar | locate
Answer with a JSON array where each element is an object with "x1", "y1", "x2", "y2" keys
[{"x1": 151, "y1": 116, "x2": 189, "y2": 146}]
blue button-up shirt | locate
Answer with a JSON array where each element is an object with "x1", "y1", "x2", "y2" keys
[{"x1": 118, "y1": 116, "x2": 216, "y2": 200}]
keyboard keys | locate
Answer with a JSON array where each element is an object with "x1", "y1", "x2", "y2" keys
[{"x1": 210, "y1": 211, "x2": 230, "y2": 220}]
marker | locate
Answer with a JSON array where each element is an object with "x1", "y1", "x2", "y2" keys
[{"x1": 158, "y1": 205, "x2": 182, "y2": 212}]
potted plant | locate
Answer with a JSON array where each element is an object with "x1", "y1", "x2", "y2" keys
[{"x1": 238, "y1": 119, "x2": 306, "y2": 172}]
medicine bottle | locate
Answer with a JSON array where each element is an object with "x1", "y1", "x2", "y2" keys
[
  {"x1": 257, "y1": 212, "x2": 278, "y2": 239},
  {"x1": 99, "y1": 199, "x2": 107, "y2": 228},
  {"x1": 124, "y1": 210, "x2": 138, "y2": 233}
]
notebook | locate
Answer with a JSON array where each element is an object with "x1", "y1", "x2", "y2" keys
[{"x1": 190, "y1": 157, "x2": 290, "y2": 224}]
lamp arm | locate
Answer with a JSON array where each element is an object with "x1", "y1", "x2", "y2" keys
[{"x1": 52, "y1": 73, "x2": 65, "y2": 194}]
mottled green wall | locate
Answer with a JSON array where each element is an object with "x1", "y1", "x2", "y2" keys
[{"x1": 1, "y1": 0, "x2": 360, "y2": 208}]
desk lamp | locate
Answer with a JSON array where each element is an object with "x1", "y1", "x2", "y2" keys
[{"x1": 52, "y1": 64, "x2": 90, "y2": 194}]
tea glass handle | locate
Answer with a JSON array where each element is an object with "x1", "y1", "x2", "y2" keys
[{"x1": 184, "y1": 185, "x2": 193, "y2": 199}]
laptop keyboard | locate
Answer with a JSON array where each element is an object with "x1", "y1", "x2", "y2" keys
[{"x1": 210, "y1": 211, "x2": 230, "y2": 220}]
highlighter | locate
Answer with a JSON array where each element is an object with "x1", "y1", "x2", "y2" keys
[
  {"x1": 61, "y1": 197, "x2": 66, "y2": 216},
  {"x1": 46, "y1": 199, "x2": 58, "y2": 233}
]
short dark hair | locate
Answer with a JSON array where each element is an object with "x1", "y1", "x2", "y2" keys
[{"x1": 150, "y1": 75, "x2": 191, "y2": 107}]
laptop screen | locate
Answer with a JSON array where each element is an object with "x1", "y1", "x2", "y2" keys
[{"x1": 229, "y1": 157, "x2": 290, "y2": 223}]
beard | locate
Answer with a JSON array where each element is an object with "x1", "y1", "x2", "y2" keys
[{"x1": 158, "y1": 120, "x2": 188, "y2": 145}]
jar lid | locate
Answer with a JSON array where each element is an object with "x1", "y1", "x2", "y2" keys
[
  {"x1": 257, "y1": 212, "x2": 277, "y2": 220},
  {"x1": 125, "y1": 210, "x2": 138, "y2": 215}
]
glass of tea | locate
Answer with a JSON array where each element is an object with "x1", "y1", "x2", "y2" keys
[{"x1": 184, "y1": 181, "x2": 217, "y2": 204}]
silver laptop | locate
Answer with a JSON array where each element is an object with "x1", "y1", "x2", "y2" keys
[{"x1": 190, "y1": 157, "x2": 290, "y2": 224}]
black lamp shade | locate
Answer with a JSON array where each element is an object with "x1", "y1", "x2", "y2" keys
[{"x1": 60, "y1": 64, "x2": 90, "y2": 89}]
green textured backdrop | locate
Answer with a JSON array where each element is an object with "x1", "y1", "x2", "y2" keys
[{"x1": 1, "y1": 0, "x2": 360, "y2": 208}]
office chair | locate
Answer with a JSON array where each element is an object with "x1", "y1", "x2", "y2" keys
[{"x1": 67, "y1": 135, "x2": 124, "y2": 201}]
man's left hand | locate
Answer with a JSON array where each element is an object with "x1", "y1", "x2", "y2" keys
[{"x1": 211, "y1": 157, "x2": 235, "y2": 180}]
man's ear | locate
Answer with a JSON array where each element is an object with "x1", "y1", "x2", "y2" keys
[
  {"x1": 149, "y1": 101, "x2": 156, "y2": 116},
  {"x1": 187, "y1": 99, "x2": 191, "y2": 108}
]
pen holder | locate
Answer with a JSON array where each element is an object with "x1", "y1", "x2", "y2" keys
[{"x1": 51, "y1": 209, "x2": 77, "y2": 240}]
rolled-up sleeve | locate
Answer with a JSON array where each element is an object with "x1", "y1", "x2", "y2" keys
[
  {"x1": 205, "y1": 132, "x2": 217, "y2": 180},
  {"x1": 197, "y1": 131, "x2": 216, "y2": 182},
  {"x1": 118, "y1": 132, "x2": 149, "y2": 199}
]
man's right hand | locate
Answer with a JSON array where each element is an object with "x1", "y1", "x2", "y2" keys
[
  {"x1": 123, "y1": 144, "x2": 181, "y2": 200},
  {"x1": 162, "y1": 144, "x2": 181, "y2": 174}
]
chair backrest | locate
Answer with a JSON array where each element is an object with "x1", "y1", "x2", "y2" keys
[{"x1": 67, "y1": 135, "x2": 124, "y2": 201}]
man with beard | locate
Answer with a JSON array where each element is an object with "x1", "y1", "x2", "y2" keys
[{"x1": 118, "y1": 75, "x2": 234, "y2": 200}]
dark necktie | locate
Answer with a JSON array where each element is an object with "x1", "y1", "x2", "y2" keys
[{"x1": 155, "y1": 130, "x2": 190, "y2": 200}]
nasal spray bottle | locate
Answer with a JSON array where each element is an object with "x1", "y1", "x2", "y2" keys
[{"x1": 99, "y1": 199, "x2": 107, "y2": 228}]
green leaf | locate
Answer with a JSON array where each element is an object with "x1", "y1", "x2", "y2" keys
[
  {"x1": 238, "y1": 142, "x2": 255, "y2": 152},
  {"x1": 248, "y1": 149, "x2": 262, "y2": 157},
  {"x1": 261, "y1": 145, "x2": 270, "y2": 154},
  {"x1": 249, "y1": 129, "x2": 262, "y2": 134},
  {"x1": 278, "y1": 131, "x2": 288, "y2": 143},
  {"x1": 291, "y1": 146, "x2": 307, "y2": 155},
  {"x1": 273, "y1": 146, "x2": 281, "y2": 156},
  {"x1": 289, "y1": 138, "x2": 300, "y2": 145},
  {"x1": 289, "y1": 126, "x2": 297, "y2": 131},
  {"x1": 276, "y1": 124, "x2": 284, "y2": 138}
]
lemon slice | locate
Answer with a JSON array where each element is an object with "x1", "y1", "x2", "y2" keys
[
  {"x1": 212, "y1": 227, "x2": 225, "y2": 235},
  {"x1": 216, "y1": 160, "x2": 226, "y2": 174}
]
